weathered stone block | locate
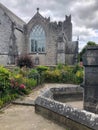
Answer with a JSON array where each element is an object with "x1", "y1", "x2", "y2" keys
[
  {"x1": 83, "y1": 46, "x2": 98, "y2": 66},
  {"x1": 35, "y1": 86, "x2": 98, "y2": 130},
  {"x1": 82, "y1": 46, "x2": 98, "y2": 113}
]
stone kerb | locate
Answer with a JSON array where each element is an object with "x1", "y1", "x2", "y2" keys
[{"x1": 35, "y1": 86, "x2": 98, "y2": 130}]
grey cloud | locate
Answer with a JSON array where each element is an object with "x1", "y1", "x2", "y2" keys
[
  {"x1": 1, "y1": 0, "x2": 98, "y2": 26},
  {"x1": 0, "y1": 0, "x2": 98, "y2": 48},
  {"x1": 71, "y1": 0, "x2": 98, "y2": 29}
]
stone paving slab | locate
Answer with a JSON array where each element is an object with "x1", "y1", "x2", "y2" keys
[
  {"x1": 0, "y1": 84, "x2": 70, "y2": 130},
  {"x1": 0, "y1": 84, "x2": 84, "y2": 130},
  {"x1": 0, "y1": 105, "x2": 66, "y2": 130},
  {"x1": 12, "y1": 99, "x2": 35, "y2": 106}
]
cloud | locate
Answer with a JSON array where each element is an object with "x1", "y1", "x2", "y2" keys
[
  {"x1": 71, "y1": 0, "x2": 98, "y2": 29},
  {"x1": 0, "y1": 0, "x2": 98, "y2": 51}
]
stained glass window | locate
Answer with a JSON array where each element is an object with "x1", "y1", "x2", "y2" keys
[{"x1": 30, "y1": 25, "x2": 46, "y2": 53}]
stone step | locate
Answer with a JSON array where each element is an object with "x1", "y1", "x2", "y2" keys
[{"x1": 12, "y1": 99, "x2": 35, "y2": 106}]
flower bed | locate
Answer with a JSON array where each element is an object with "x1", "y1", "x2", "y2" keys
[
  {"x1": 0, "y1": 66, "x2": 40, "y2": 108},
  {"x1": 0, "y1": 64, "x2": 84, "y2": 108}
]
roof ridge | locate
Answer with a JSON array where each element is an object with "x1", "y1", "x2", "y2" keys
[
  {"x1": 0, "y1": 2, "x2": 26, "y2": 25},
  {"x1": 27, "y1": 11, "x2": 46, "y2": 25}
]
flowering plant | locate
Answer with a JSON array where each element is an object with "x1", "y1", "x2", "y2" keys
[
  {"x1": 19, "y1": 84, "x2": 26, "y2": 89},
  {"x1": 10, "y1": 78, "x2": 19, "y2": 88}
]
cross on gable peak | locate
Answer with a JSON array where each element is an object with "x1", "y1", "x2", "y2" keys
[{"x1": 37, "y1": 8, "x2": 39, "y2": 13}]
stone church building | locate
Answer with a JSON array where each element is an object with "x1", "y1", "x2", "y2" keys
[{"x1": 0, "y1": 3, "x2": 78, "y2": 66}]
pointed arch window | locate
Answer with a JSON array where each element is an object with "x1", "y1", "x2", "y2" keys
[{"x1": 30, "y1": 25, "x2": 46, "y2": 53}]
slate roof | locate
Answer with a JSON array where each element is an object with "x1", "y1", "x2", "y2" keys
[{"x1": 0, "y1": 2, "x2": 26, "y2": 27}]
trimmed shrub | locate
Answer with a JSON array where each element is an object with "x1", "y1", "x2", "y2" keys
[
  {"x1": 28, "y1": 69, "x2": 40, "y2": 85},
  {"x1": 25, "y1": 78, "x2": 37, "y2": 89},
  {"x1": 44, "y1": 64, "x2": 84, "y2": 84},
  {"x1": 0, "y1": 100, "x2": 3, "y2": 108},
  {"x1": 36, "y1": 66, "x2": 49, "y2": 84},
  {"x1": 17, "y1": 54, "x2": 34, "y2": 68},
  {"x1": 0, "y1": 93, "x2": 19, "y2": 108},
  {"x1": 56, "y1": 63, "x2": 64, "y2": 70},
  {"x1": 36, "y1": 66, "x2": 49, "y2": 74},
  {"x1": 0, "y1": 66, "x2": 11, "y2": 93},
  {"x1": 13, "y1": 74, "x2": 23, "y2": 84},
  {"x1": 75, "y1": 70, "x2": 84, "y2": 83},
  {"x1": 44, "y1": 69, "x2": 60, "y2": 83},
  {"x1": 72, "y1": 64, "x2": 83, "y2": 73}
]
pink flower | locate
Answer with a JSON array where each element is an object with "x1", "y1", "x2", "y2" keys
[{"x1": 19, "y1": 84, "x2": 26, "y2": 89}]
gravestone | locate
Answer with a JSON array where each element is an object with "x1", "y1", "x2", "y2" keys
[{"x1": 82, "y1": 46, "x2": 98, "y2": 113}]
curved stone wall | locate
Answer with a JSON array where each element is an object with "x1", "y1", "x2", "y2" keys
[{"x1": 35, "y1": 86, "x2": 98, "y2": 130}]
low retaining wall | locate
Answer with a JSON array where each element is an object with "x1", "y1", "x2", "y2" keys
[
  {"x1": 35, "y1": 86, "x2": 98, "y2": 130},
  {"x1": 51, "y1": 86, "x2": 83, "y2": 102}
]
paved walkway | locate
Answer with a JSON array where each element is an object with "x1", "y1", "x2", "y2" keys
[
  {"x1": 0, "y1": 84, "x2": 66, "y2": 130},
  {"x1": 0, "y1": 105, "x2": 67, "y2": 130},
  {"x1": 0, "y1": 84, "x2": 83, "y2": 130}
]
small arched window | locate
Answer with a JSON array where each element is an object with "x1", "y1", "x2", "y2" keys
[{"x1": 30, "y1": 25, "x2": 46, "y2": 53}]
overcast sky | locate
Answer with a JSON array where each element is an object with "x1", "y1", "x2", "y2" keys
[{"x1": 0, "y1": 0, "x2": 98, "y2": 51}]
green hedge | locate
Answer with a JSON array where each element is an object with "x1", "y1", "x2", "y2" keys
[
  {"x1": 0, "y1": 66, "x2": 11, "y2": 93},
  {"x1": 44, "y1": 65, "x2": 84, "y2": 84}
]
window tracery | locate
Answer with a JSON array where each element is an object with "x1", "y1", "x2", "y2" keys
[{"x1": 30, "y1": 25, "x2": 46, "y2": 53}]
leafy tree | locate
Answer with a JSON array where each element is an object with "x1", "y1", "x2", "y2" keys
[
  {"x1": 79, "y1": 41, "x2": 97, "y2": 61},
  {"x1": 87, "y1": 41, "x2": 97, "y2": 46}
]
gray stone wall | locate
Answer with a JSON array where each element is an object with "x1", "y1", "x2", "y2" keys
[
  {"x1": 57, "y1": 33, "x2": 66, "y2": 64},
  {"x1": 46, "y1": 28, "x2": 57, "y2": 65},
  {"x1": 82, "y1": 46, "x2": 98, "y2": 113},
  {"x1": 0, "y1": 55, "x2": 8, "y2": 65},
  {"x1": 26, "y1": 11, "x2": 78, "y2": 65},
  {"x1": 35, "y1": 86, "x2": 98, "y2": 130},
  {"x1": 0, "y1": 4, "x2": 25, "y2": 65},
  {"x1": 14, "y1": 29, "x2": 25, "y2": 55},
  {"x1": 26, "y1": 12, "x2": 57, "y2": 65},
  {"x1": 29, "y1": 54, "x2": 46, "y2": 65},
  {"x1": 65, "y1": 54, "x2": 74, "y2": 65},
  {"x1": 35, "y1": 105, "x2": 92, "y2": 130},
  {"x1": 63, "y1": 15, "x2": 72, "y2": 41},
  {"x1": 0, "y1": 8, "x2": 12, "y2": 65},
  {"x1": 0, "y1": 4, "x2": 78, "y2": 66}
]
